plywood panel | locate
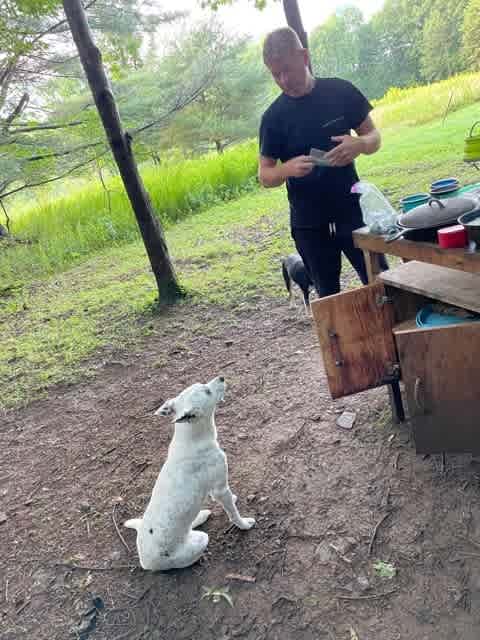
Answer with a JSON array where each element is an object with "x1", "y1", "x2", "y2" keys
[
  {"x1": 396, "y1": 323, "x2": 480, "y2": 454},
  {"x1": 380, "y1": 261, "x2": 480, "y2": 314},
  {"x1": 311, "y1": 283, "x2": 397, "y2": 399},
  {"x1": 353, "y1": 227, "x2": 480, "y2": 274}
]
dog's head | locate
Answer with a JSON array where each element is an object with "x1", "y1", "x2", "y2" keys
[{"x1": 155, "y1": 376, "x2": 226, "y2": 424}]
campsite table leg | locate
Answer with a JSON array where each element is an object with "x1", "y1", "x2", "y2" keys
[{"x1": 363, "y1": 248, "x2": 405, "y2": 424}]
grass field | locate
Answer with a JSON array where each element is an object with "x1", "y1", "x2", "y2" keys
[
  {"x1": 0, "y1": 141, "x2": 258, "y2": 288},
  {"x1": 2, "y1": 90, "x2": 480, "y2": 409}
]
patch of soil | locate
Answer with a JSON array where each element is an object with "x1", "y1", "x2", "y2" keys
[{"x1": 2, "y1": 296, "x2": 480, "y2": 639}]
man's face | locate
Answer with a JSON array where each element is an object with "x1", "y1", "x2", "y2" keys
[{"x1": 266, "y1": 49, "x2": 310, "y2": 97}]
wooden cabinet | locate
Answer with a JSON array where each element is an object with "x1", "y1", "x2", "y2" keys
[{"x1": 311, "y1": 261, "x2": 480, "y2": 454}]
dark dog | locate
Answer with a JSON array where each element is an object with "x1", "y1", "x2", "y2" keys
[{"x1": 281, "y1": 254, "x2": 313, "y2": 315}]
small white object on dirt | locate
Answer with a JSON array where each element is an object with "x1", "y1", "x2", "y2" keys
[
  {"x1": 0, "y1": 512, "x2": 7, "y2": 524},
  {"x1": 336, "y1": 411, "x2": 357, "y2": 430}
]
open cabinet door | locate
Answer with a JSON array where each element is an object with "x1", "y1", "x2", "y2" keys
[
  {"x1": 311, "y1": 283, "x2": 398, "y2": 399},
  {"x1": 395, "y1": 322, "x2": 480, "y2": 454}
]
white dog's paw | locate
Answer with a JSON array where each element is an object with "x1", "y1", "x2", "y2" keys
[
  {"x1": 192, "y1": 509, "x2": 212, "y2": 528},
  {"x1": 237, "y1": 517, "x2": 256, "y2": 530}
]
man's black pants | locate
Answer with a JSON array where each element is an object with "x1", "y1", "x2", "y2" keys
[{"x1": 292, "y1": 222, "x2": 389, "y2": 298}]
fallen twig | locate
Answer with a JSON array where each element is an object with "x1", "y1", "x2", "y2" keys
[
  {"x1": 112, "y1": 503, "x2": 131, "y2": 554},
  {"x1": 281, "y1": 546, "x2": 288, "y2": 576},
  {"x1": 16, "y1": 599, "x2": 31, "y2": 615},
  {"x1": 223, "y1": 523, "x2": 236, "y2": 535},
  {"x1": 55, "y1": 562, "x2": 133, "y2": 571},
  {"x1": 286, "y1": 533, "x2": 323, "y2": 542},
  {"x1": 393, "y1": 452, "x2": 401, "y2": 470},
  {"x1": 24, "y1": 482, "x2": 42, "y2": 506},
  {"x1": 255, "y1": 548, "x2": 284, "y2": 565},
  {"x1": 336, "y1": 588, "x2": 398, "y2": 601},
  {"x1": 225, "y1": 573, "x2": 256, "y2": 584},
  {"x1": 368, "y1": 511, "x2": 392, "y2": 556}
]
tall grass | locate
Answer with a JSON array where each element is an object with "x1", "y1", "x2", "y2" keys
[
  {"x1": 373, "y1": 71, "x2": 480, "y2": 130},
  {"x1": 4, "y1": 71, "x2": 480, "y2": 288},
  {"x1": 0, "y1": 140, "x2": 258, "y2": 286}
]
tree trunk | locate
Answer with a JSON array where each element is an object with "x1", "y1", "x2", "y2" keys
[
  {"x1": 282, "y1": 0, "x2": 312, "y2": 71},
  {"x1": 62, "y1": 0, "x2": 182, "y2": 303}
]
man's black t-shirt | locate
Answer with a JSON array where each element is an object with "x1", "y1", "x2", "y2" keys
[{"x1": 259, "y1": 78, "x2": 373, "y2": 228}]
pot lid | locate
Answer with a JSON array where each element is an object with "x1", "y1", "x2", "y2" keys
[{"x1": 398, "y1": 196, "x2": 477, "y2": 228}]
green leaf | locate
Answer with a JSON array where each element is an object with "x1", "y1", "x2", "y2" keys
[
  {"x1": 201, "y1": 586, "x2": 234, "y2": 607},
  {"x1": 373, "y1": 561, "x2": 397, "y2": 579}
]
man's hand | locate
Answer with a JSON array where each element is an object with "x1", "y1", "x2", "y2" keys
[
  {"x1": 324, "y1": 135, "x2": 364, "y2": 167},
  {"x1": 282, "y1": 155, "x2": 315, "y2": 178}
]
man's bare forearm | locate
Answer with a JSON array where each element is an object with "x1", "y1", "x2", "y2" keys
[
  {"x1": 258, "y1": 163, "x2": 287, "y2": 188},
  {"x1": 357, "y1": 128, "x2": 381, "y2": 155}
]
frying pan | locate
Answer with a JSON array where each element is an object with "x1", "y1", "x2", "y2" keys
[{"x1": 385, "y1": 197, "x2": 478, "y2": 243}]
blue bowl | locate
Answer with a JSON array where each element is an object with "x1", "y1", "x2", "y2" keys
[
  {"x1": 400, "y1": 193, "x2": 430, "y2": 212},
  {"x1": 416, "y1": 304, "x2": 480, "y2": 328},
  {"x1": 431, "y1": 177, "x2": 459, "y2": 190}
]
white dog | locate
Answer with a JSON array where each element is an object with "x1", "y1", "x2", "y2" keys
[{"x1": 124, "y1": 376, "x2": 255, "y2": 571}]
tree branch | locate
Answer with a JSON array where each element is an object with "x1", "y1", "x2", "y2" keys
[
  {"x1": 3, "y1": 92, "x2": 29, "y2": 130},
  {"x1": 30, "y1": 0, "x2": 99, "y2": 46},
  {"x1": 0, "y1": 148, "x2": 110, "y2": 200},
  {"x1": 25, "y1": 139, "x2": 105, "y2": 162},
  {"x1": 1, "y1": 120, "x2": 84, "y2": 135},
  {"x1": 133, "y1": 81, "x2": 212, "y2": 137},
  {"x1": 0, "y1": 199, "x2": 11, "y2": 233}
]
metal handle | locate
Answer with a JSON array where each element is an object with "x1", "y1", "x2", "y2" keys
[
  {"x1": 385, "y1": 228, "x2": 406, "y2": 243},
  {"x1": 427, "y1": 197, "x2": 445, "y2": 209},
  {"x1": 328, "y1": 330, "x2": 344, "y2": 367},
  {"x1": 414, "y1": 377, "x2": 424, "y2": 413},
  {"x1": 468, "y1": 120, "x2": 480, "y2": 139}
]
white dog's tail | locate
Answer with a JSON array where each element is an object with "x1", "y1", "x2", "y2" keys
[{"x1": 124, "y1": 518, "x2": 142, "y2": 531}]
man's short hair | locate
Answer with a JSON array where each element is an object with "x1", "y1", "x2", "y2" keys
[{"x1": 263, "y1": 27, "x2": 303, "y2": 64}]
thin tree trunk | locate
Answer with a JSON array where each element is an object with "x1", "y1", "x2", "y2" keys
[
  {"x1": 282, "y1": 0, "x2": 311, "y2": 72},
  {"x1": 62, "y1": 0, "x2": 182, "y2": 302}
]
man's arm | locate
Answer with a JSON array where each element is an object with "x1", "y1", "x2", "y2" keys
[
  {"x1": 354, "y1": 115, "x2": 381, "y2": 155},
  {"x1": 324, "y1": 115, "x2": 381, "y2": 168},
  {"x1": 258, "y1": 154, "x2": 315, "y2": 188}
]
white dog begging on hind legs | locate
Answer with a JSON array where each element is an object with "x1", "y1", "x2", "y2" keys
[{"x1": 124, "y1": 376, "x2": 255, "y2": 571}]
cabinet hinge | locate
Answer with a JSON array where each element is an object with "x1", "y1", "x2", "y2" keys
[
  {"x1": 382, "y1": 363, "x2": 401, "y2": 384},
  {"x1": 376, "y1": 294, "x2": 393, "y2": 307}
]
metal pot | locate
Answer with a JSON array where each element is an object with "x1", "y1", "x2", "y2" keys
[
  {"x1": 386, "y1": 196, "x2": 478, "y2": 243},
  {"x1": 458, "y1": 208, "x2": 480, "y2": 252}
]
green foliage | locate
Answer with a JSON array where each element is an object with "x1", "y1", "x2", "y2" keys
[
  {"x1": 0, "y1": 141, "x2": 258, "y2": 285},
  {"x1": 373, "y1": 561, "x2": 397, "y2": 578},
  {"x1": 201, "y1": 0, "x2": 272, "y2": 9},
  {"x1": 307, "y1": 0, "x2": 477, "y2": 98},
  {"x1": 421, "y1": 0, "x2": 468, "y2": 81},
  {"x1": 164, "y1": 23, "x2": 270, "y2": 154},
  {"x1": 462, "y1": 0, "x2": 480, "y2": 70},
  {"x1": 310, "y1": 7, "x2": 364, "y2": 83},
  {"x1": 372, "y1": 71, "x2": 480, "y2": 129}
]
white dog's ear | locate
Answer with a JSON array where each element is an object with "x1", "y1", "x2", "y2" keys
[
  {"x1": 155, "y1": 399, "x2": 174, "y2": 416},
  {"x1": 124, "y1": 518, "x2": 142, "y2": 531}
]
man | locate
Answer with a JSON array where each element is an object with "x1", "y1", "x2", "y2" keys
[{"x1": 259, "y1": 27, "x2": 388, "y2": 297}]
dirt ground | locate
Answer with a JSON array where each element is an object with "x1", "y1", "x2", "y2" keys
[{"x1": 2, "y1": 295, "x2": 480, "y2": 640}]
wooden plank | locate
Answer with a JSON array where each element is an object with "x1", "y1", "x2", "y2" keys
[
  {"x1": 379, "y1": 261, "x2": 480, "y2": 314},
  {"x1": 353, "y1": 227, "x2": 480, "y2": 274},
  {"x1": 362, "y1": 249, "x2": 383, "y2": 283},
  {"x1": 395, "y1": 323, "x2": 480, "y2": 454},
  {"x1": 392, "y1": 318, "x2": 418, "y2": 333},
  {"x1": 311, "y1": 283, "x2": 397, "y2": 399}
]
